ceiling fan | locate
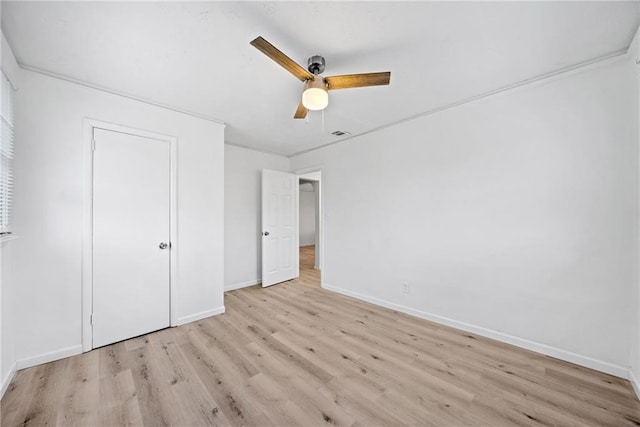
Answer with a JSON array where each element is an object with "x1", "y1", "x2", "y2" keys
[{"x1": 250, "y1": 36, "x2": 391, "y2": 119}]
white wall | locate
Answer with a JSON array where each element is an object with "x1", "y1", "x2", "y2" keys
[
  {"x1": 6, "y1": 69, "x2": 225, "y2": 368},
  {"x1": 291, "y1": 56, "x2": 637, "y2": 377},
  {"x1": 1, "y1": 29, "x2": 20, "y2": 397},
  {"x1": 224, "y1": 144, "x2": 289, "y2": 291},
  {"x1": 630, "y1": 26, "x2": 640, "y2": 397},
  {"x1": 1, "y1": 237, "x2": 16, "y2": 396},
  {"x1": 299, "y1": 184, "x2": 316, "y2": 246}
]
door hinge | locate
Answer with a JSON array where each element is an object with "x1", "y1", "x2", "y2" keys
[
  {"x1": 91, "y1": 139, "x2": 96, "y2": 151},
  {"x1": 90, "y1": 313, "x2": 93, "y2": 325}
]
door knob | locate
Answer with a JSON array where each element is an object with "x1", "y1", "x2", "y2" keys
[
  {"x1": 159, "y1": 242, "x2": 169, "y2": 249},
  {"x1": 263, "y1": 231, "x2": 270, "y2": 236}
]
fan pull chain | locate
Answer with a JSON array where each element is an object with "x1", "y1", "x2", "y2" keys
[{"x1": 322, "y1": 109, "x2": 325, "y2": 133}]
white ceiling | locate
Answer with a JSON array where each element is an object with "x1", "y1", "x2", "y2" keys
[{"x1": 3, "y1": 1, "x2": 640, "y2": 156}]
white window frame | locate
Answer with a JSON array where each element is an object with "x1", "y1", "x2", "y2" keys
[{"x1": 0, "y1": 70, "x2": 15, "y2": 240}]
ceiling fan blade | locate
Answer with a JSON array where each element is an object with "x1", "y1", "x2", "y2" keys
[
  {"x1": 250, "y1": 36, "x2": 314, "y2": 82},
  {"x1": 325, "y1": 72, "x2": 391, "y2": 90},
  {"x1": 294, "y1": 101, "x2": 308, "y2": 119}
]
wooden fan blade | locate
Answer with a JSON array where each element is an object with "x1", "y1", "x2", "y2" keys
[
  {"x1": 250, "y1": 36, "x2": 314, "y2": 82},
  {"x1": 294, "y1": 101, "x2": 308, "y2": 119},
  {"x1": 325, "y1": 72, "x2": 391, "y2": 90}
]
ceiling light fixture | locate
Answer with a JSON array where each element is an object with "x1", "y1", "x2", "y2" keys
[
  {"x1": 250, "y1": 37, "x2": 390, "y2": 119},
  {"x1": 302, "y1": 77, "x2": 328, "y2": 111}
]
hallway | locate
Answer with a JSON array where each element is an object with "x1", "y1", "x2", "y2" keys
[{"x1": 297, "y1": 245, "x2": 319, "y2": 286}]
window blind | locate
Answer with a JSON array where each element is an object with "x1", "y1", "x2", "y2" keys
[{"x1": 0, "y1": 71, "x2": 15, "y2": 235}]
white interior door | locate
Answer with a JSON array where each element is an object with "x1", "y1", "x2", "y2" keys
[
  {"x1": 262, "y1": 169, "x2": 299, "y2": 287},
  {"x1": 92, "y1": 128, "x2": 171, "y2": 348}
]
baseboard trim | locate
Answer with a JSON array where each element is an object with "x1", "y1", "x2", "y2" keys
[
  {"x1": 0, "y1": 361, "x2": 17, "y2": 400},
  {"x1": 323, "y1": 283, "x2": 629, "y2": 379},
  {"x1": 629, "y1": 369, "x2": 640, "y2": 400},
  {"x1": 177, "y1": 306, "x2": 225, "y2": 325},
  {"x1": 16, "y1": 344, "x2": 83, "y2": 370},
  {"x1": 225, "y1": 279, "x2": 261, "y2": 292}
]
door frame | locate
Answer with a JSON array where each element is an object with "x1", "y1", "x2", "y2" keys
[
  {"x1": 295, "y1": 166, "x2": 323, "y2": 273},
  {"x1": 81, "y1": 119, "x2": 178, "y2": 352}
]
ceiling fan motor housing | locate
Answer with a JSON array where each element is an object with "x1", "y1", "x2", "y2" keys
[{"x1": 307, "y1": 55, "x2": 326, "y2": 75}]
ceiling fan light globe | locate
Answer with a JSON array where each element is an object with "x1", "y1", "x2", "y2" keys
[
  {"x1": 302, "y1": 88, "x2": 328, "y2": 110},
  {"x1": 302, "y1": 78, "x2": 328, "y2": 111}
]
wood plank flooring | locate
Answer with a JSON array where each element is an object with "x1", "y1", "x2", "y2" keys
[{"x1": 2, "y1": 245, "x2": 640, "y2": 426}]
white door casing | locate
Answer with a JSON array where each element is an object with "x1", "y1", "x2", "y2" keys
[
  {"x1": 92, "y1": 127, "x2": 171, "y2": 348},
  {"x1": 262, "y1": 169, "x2": 299, "y2": 287}
]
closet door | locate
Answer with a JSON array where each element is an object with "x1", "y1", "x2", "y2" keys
[{"x1": 92, "y1": 127, "x2": 171, "y2": 348}]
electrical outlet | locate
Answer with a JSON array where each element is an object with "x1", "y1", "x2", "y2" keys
[{"x1": 402, "y1": 281, "x2": 410, "y2": 294}]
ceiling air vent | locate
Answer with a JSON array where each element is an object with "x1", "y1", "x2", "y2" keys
[{"x1": 331, "y1": 130, "x2": 351, "y2": 136}]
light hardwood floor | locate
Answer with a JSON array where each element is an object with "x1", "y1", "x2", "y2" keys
[{"x1": 2, "y1": 245, "x2": 640, "y2": 426}]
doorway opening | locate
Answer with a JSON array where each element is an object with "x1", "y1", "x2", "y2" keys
[
  {"x1": 297, "y1": 171, "x2": 322, "y2": 285},
  {"x1": 260, "y1": 169, "x2": 321, "y2": 289}
]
